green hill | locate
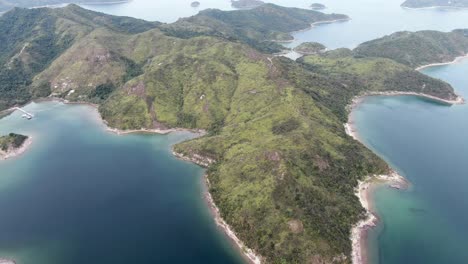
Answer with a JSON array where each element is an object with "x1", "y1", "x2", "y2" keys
[
  {"x1": 401, "y1": 0, "x2": 468, "y2": 8},
  {"x1": 0, "y1": 5, "x2": 460, "y2": 264},
  {"x1": 354, "y1": 30, "x2": 468, "y2": 68},
  {"x1": 161, "y1": 4, "x2": 349, "y2": 52}
]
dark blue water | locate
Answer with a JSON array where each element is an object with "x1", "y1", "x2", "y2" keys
[
  {"x1": 0, "y1": 102, "x2": 244, "y2": 264},
  {"x1": 353, "y1": 59, "x2": 468, "y2": 263}
]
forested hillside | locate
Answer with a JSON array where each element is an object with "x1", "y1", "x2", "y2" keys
[
  {"x1": 0, "y1": 4, "x2": 460, "y2": 263},
  {"x1": 354, "y1": 30, "x2": 468, "y2": 68}
]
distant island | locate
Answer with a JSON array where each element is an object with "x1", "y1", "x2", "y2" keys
[
  {"x1": 0, "y1": 0, "x2": 130, "y2": 12},
  {"x1": 310, "y1": 3, "x2": 326, "y2": 10},
  {"x1": 231, "y1": 0, "x2": 264, "y2": 9},
  {"x1": 0, "y1": 133, "x2": 30, "y2": 160},
  {"x1": 293, "y1": 42, "x2": 326, "y2": 54},
  {"x1": 401, "y1": 0, "x2": 468, "y2": 8},
  {"x1": 191, "y1": 1, "x2": 200, "y2": 7}
]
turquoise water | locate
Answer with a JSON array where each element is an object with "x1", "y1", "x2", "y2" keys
[
  {"x1": 353, "y1": 58, "x2": 468, "y2": 263},
  {"x1": 0, "y1": 102, "x2": 244, "y2": 264}
]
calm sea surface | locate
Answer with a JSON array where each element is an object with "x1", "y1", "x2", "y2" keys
[
  {"x1": 0, "y1": 102, "x2": 244, "y2": 264},
  {"x1": 1, "y1": 0, "x2": 468, "y2": 263}
]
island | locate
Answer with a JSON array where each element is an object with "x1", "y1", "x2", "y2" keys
[
  {"x1": 231, "y1": 0, "x2": 264, "y2": 9},
  {"x1": 310, "y1": 3, "x2": 326, "y2": 10},
  {"x1": 401, "y1": 0, "x2": 468, "y2": 8},
  {"x1": 0, "y1": 133, "x2": 30, "y2": 160},
  {"x1": 0, "y1": 0, "x2": 130, "y2": 12},
  {"x1": 0, "y1": 4, "x2": 465, "y2": 263},
  {"x1": 293, "y1": 42, "x2": 326, "y2": 54},
  {"x1": 191, "y1": 1, "x2": 200, "y2": 7}
]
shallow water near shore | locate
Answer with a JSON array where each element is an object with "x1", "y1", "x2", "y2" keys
[
  {"x1": 0, "y1": 101, "x2": 244, "y2": 264},
  {"x1": 352, "y1": 58, "x2": 468, "y2": 263}
]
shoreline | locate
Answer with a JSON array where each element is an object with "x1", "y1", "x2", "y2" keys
[
  {"x1": 415, "y1": 54, "x2": 468, "y2": 71},
  {"x1": 0, "y1": 137, "x2": 33, "y2": 161},
  {"x1": 271, "y1": 18, "x2": 351, "y2": 44},
  {"x1": 350, "y1": 172, "x2": 408, "y2": 264},
  {"x1": 171, "y1": 150, "x2": 262, "y2": 264},
  {"x1": 204, "y1": 175, "x2": 263, "y2": 264},
  {"x1": 345, "y1": 89, "x2": 462, "y2": 264},
  {"x1": 3, "y1": 98, "x2": 259, "y2": 263}
]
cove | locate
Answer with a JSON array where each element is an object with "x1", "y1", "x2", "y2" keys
[
  {"x1": 352, "y1": 58, "x2": 468, "y2": 263},
  {"x1": 0, "y1": 101, "x2": 244, "y2": 264}
]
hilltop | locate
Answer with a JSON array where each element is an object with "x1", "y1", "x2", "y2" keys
[
  {"x1": 401, "y1": 0, "x2": 468, "y2": 8},
  {"x1": 0, "y1": 4, "x2": 461, "y2": 264}
]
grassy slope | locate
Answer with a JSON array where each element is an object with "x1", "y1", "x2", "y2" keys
[
  {"x1": 0, "y1": 5, "x2": 460, "y2": 264},
  {"x1": 354, "y1": 30, "x2": 468, "y2": 68},
  {"x1": 0, "y1": 5, "x2": 159, "y2": 110},
  {"x1": 401, "y1": 0, "x2": 468, "y2": 8}
]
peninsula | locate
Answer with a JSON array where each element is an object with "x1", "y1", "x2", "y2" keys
[{"x1": 0, "y1": 4, "x2": 465, "y2": 263}]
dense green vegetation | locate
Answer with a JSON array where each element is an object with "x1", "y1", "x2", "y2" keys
[
  {"x1": 294, "y1": 42, "x2": 326, "y2": 54},
  {"x1": 354, "y1": 30, "x2": 468, "y2": 68},
  {"x1": 0, "y1": 5, "x2": 461, "y2": 263},
  {"x1": 0, "y1": 133, "x2": 28, "y2": 152},
  {"x1": 0, "y1": 4, "x2": 159, "y2": 110},
  {"x1": 161, "y1": 4, "x2": 348, "y2": 52},
  {"x1": 401, "y1": 0, "x2": 468, "y2": 8}
]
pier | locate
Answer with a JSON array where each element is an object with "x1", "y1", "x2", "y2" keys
[{"x1": 14, "y1": 107, "x2": 34, "y2": 119}]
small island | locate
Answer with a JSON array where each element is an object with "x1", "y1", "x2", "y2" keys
[
  {"x1": 190, "y1": 1, "x2": 200, "y2": 7},
  {"x1": 0, "y1": 133, "x2": 30, "y2": 160},
  {"x1": 310, "y1": 3, "x2": 326, "y2": 10},
  {"x1": 293, "y1": 42, "x2": 326, "y2": 55},
  {"x1": 231, "y1": 0, "x2": 264, "y2": 9},
  {"x1": 401, "y1": 0, "x2": 468, "y2": 8}
]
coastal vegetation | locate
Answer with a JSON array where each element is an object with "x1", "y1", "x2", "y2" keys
[
  {"x1": 401, "y1": 0, "x2": 468, "y2": 8},
  {"x1": 294, "y1": 42, "x2": 326, "y2": 55},
  {"x1": 0, "y1": 133, "x2": 28, "y2": 159},
  {"x1": 161, "y1": 4, "x2": 349, "y2": 52},
  {"x1": 0, "y1": 4, "x2": 462, "y2": 263},
  {"x1": 354, "y1": 30, "x2": 468, "y2": 68}
]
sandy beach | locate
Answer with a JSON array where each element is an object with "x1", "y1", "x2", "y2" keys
[{"x1": 0, "y1": 259, "x2": 15, "y2": 264}]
